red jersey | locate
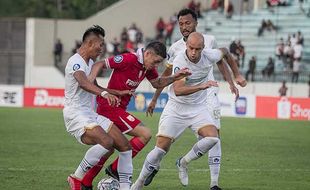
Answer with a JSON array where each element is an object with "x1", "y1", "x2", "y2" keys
[{"x1": 97, "y1": 49, "x2": 159, "y2": 109}]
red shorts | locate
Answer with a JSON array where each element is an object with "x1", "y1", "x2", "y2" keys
[{"x1": 96, "y1": 98, "x2": 141, "y2": 134}]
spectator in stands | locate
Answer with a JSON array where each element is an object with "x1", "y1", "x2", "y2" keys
[
  {"x1": 71, "y1": 40, "x2": 81, "y2": 55},
  {"x1": 165, "y1": 20, "x2": 175, "y2": 46},
  {"x1": 283, "y1": 41, "x2": 294, "y2": 70},
  {"x1": 262, "y1": 56, "x2": 275, "y2": 79},
  {"x1": 188, "y1": 0, "x2": 196, "y2": 12},
  {"x1": 54, "y1": 39, "x2": 63, "y2": 66},
  {"x1": 226, "y1": 1, "x2": 234, "y2": 19},
  {"x1": 245, "y1": 56, "x2": 256, "y2": 81},
  {"x1": 257, "y1": 19, "x2": 267, "y2": 37},
  {"x1": 156, "y1": 17, "x2": 166, "y2": 37},
  {"x1": 278, "y1": 80, "x2": 288, "y2": 96},
  {"x1": 266, "y1": 19, "x2": 277, "y2": 32},
  {"x1": 237, "y1": 40, "x2": 246, "y2": 68},
  {"x1": 242, "y1": 0, "x2": 250, "y2": 14},
  {"x1": 127, "y1": 23, "x2": 138, "y2": 44},
  {"x1": 120, "y1": 27, "x2": 129, "y2": 43},
  {"x1": 290, "y1": 33, "x2": 298, "y2": 47},
  {"x1": 292, "y1": 41, "x2": 303, "y2": 83},
  {"x1": 111, "y1": 37, "x2": 120, "y2": 55},
  {"x1": 229, "y1": 38, "x2": 240, "y2": 67},
  {"x1": 275, "y1": 38, "x2": 285, "y2": 60},
  {"x1": 297, "y1": 31, "x2": 304, "y2": 46}
]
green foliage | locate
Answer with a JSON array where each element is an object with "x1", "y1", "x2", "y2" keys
[
  {"x1": 0, "y1": 107, "x2": 309, "y2": 189},
  {"x1": 0, "y1": 0, "x2": 119, "y2": 19}
]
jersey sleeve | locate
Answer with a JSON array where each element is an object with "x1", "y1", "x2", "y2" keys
[
  {"x1": 211, "y1": 36, "x2": 218, "y2": 49},
  {"x1": 67, "y1": 58, "x2": 87, "y2": 74},
  {"x1": 166, "y1": 47, "x2": 175, "y2": 68},
  {"x1": 171, "y1": 55, "x2": 187, "y2": 75},
  {"x1": 146, "y1": 68, "x2": 159, "y2": 81},
  {"x1": 105, "y1": 53, "x2": 135, "y2": 70},
  {"x1": 204, "y1": 49, "x2": 223, "y2": 63}
]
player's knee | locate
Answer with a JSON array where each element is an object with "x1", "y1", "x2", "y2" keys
[
  {"x1": 100, "y1": 136, "x2": 114, "y2": 150},
  {"x1": 119, "y1": 141, "x2": 132, "y2": 152},
  {"x1": 139, "y1": 127, "x2": 152, "y2": 143}
]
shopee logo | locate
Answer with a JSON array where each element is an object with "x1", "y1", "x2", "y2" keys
[{"x1": 292, "y1": 104, "x2": 310, "y2": 120}]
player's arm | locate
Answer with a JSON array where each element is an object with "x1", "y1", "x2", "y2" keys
[
  {"x1": 74, "y1": 71, "x2": 120, "y2": 106},
  {"x1": 88, "y1": 60, "x2": 107, "y2": 83},
  {"x1": 146, "y1": 65, "x2": 172, "y2": 117},
  {"x1": 173, "y1": 78, "x2": 218, "y2": 96},
  {"x1": 149, "y1": 68, "x2": 191, "y2": 89},
  {"x1": 217, "y1": 48, "x2": 240, "y2": 101},
  {"x1": 221, "y1": 48, "x2": 247, "y2": 87}
]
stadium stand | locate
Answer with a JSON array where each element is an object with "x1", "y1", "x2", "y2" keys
[{"x1": 171, "y1": 1, "x2": 310, "y2": 82}]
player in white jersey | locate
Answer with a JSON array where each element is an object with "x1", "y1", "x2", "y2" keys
[
  {"x1": 63, "y1": 25, "x2": 133, "y2": 190},
  {"x1": 144, "y1": 9, "x2": 247, "y2": 190},
  {"x1": 131, "y1": 32, "x2": 232, "y2": 190}
]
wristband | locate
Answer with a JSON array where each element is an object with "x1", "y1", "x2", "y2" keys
[{"x1": 101, "y1": 91, "x2": 108, "y2": 97}]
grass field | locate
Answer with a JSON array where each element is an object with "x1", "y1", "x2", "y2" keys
[{"x1": 0, "y1": 107, "x2": 309, "y2": 190}]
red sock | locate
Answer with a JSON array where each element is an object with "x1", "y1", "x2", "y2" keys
[
  {"x1": 82, "y1": 156, "x2": 109, "y2": 186},
  {"x1": 111, "y1": 137, "x2": 146, "y2": 171}
]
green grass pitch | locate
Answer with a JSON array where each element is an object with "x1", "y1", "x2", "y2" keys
[{"x1": 0, "y1": 107, "x2": 309, "y2": 190}]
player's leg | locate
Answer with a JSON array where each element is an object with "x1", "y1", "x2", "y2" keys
[
  {"x1": 177, "y1": 125, "x2": 219, "y2": 186},
  {"x1": 133, "y1": 104, "x2": 187, "y2": 189},
  {"x1": 208, "y1": 129, "x2": 222, "y2": 190},
  {"x1": 81, "y1": 115, "x2": 133, "y2": 189},
  {"x1": 103, "y1": 111, "x2": 150, "y2": 179},
  {"x1": 131, "y1": 136, "x2": 172, "y2": 190},
  {"x1": 68, "y1": 123, "x2": 114, "y2": 190},
  {"x1": 108, "y1": 123, "x2": 151, "y2": 178}
]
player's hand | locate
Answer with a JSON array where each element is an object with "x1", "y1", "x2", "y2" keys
[
  {"x1": 235, "y1": 75, "x2": 247, "y2": 87},
  {"x1": 146, "y1": 100, "x2": 156, "y2": 117},
  {"x1": 102, "y1": 93, "x2": 120, "y2": 107},
  {"x1": 173, "y1": 68, "x2": 192, "y2": 81},
  {"x1": 199, "y1": 81, "x2": 219, "y2": 90},
  {"x1": 230, "y1": 85, "x2": 239, "y2": 102}
]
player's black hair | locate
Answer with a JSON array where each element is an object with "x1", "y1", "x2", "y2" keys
[
  {"x1": 177, "y1": 8, "x2": 197, "y2": 21},
  {"x1": 82, "y1": 25, "x2": 105, "y2": 42},
  {"x1": 145, "y1": 41, "x2": 167, "y2": 59}
]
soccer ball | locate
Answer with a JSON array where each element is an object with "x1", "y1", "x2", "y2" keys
[{"x1": 97, "y1": 177, "x2": 120, "y2": 190}]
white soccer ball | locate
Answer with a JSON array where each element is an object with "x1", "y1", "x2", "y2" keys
[{"x1": 97, "y1": 177, "x2": 120, "y2": 190}]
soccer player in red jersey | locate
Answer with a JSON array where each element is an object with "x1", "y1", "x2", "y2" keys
[{"x1": 81, "y1": 41, "x2": 191, "y2": 186}]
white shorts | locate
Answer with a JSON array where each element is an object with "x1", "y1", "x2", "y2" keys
[
  {"x1": 157, "y1": 100, "x2": 216, "y2": 141},
  {"x1": 63, "y1": 107, "x2": 113, "y2": 144},
  {"x1": 205, "y1": 91, "x2": 221, "y2": 129}
]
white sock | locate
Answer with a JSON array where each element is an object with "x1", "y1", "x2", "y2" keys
[
  {"x1": 182, "y1": 137, "x2": 219, "y2": 165},
  {"x1": 74, "y1": 144, "x2": 109, "y2": 179},
  {"x1": 136, "y1": 146, "x2": 166, "y2": 184},
  {"x1": 209, "y1": 139, "x2": 221, "y2": 187},
  {"x1": 118, "y1": 150, "x2": 133, "y2": 190}
]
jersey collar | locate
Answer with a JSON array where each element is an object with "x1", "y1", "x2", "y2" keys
[{"x1": 136, "y1": 48, "x2": 144, "y2": 65}]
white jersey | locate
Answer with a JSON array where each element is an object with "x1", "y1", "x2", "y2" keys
[
  {"x1": 168, "y1": 49, "x2": 223, "y2": 105},
  {"x1": 64, "y1": 53, "x2": 94, "y2": 110},
  {"x1": 167, "y1": 34, "x2": 219, "y2": 96}
]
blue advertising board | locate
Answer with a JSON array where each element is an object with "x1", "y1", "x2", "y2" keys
[{"x1": 127, "y1": 92, "x2": 168, "y2": 112}]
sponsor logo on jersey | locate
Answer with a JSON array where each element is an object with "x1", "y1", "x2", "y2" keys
[
  {"x1": 174, "y1": 66, "x2": 180, "y2": 74},
  {"x1": 126, "y1": 79, "x2": 140, "y2": 87},
  {"x1": 73, "y1": 64, "x2": 80, "y2": 71},
  {"x1": 126, "y1": 115, "x2": 135, "y2": 122},
  {"x1": 113, "y1": 55, "x2": 123, "y2": 63}
]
